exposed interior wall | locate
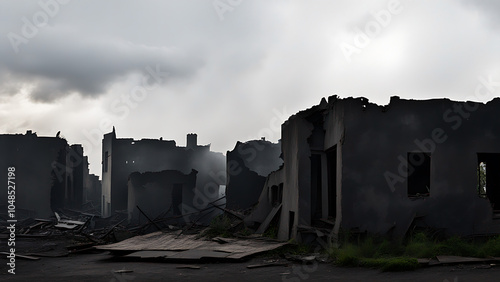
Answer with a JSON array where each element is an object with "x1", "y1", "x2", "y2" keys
[
  {"x1": 245, "y1": 168, "x2": 285, "y2": 226},
  {"x1": 277, "y1": 114, "x2": 314, "y2": 241}
]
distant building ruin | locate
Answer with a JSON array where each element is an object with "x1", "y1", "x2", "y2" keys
[
  {"x1": 248, "y1": 96, "x2": 500, "y2": 242},
  {"x1": 127, "y1": 169, "x2": 197, "y2": 225},
  {"x1": 0, "y1": 130, "x2": 99, "y2": 218},
  {"x1": 101, "y1": 128, "x2": 225, "y2": 222}
]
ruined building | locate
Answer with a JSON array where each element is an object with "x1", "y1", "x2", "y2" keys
[
  {"x1": 226, "y1": 139, "x2": 282, "y2": 210},
  {"x1": 128, "y1": 169, "x2": 197, "y2": 225},
  {"x1": 248, "y1": 96, "x2": 500, "y2": 242},
  {"x1": 0, "y1": 130, "x2": 99, "y2": 218},
  {"x1": 101, "y1": 128, "x2": 226, "y2": 223}
]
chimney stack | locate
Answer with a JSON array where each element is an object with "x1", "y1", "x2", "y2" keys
[{"x1": 187, "y1": 133, "x2": 197, "y2": 149}]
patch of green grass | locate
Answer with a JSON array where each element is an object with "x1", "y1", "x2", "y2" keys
[
  {"x1": 476, "y1": 235, "x2": 500, "y2": 257},
  {"x1": 361, "y1": 257, "x2": 419, "y2": 272},
  {"x1": 263, "y1": 224, "x2": 278, "y2": 239},
  {"x1": 202, "y1": 215, "x2": 232, "y2": 238},
  {"x1": 328, "y1": 232, "x2": 500, "y2": 271},
  {"x1": 237, "y1": 227, "x2": 253, "y2": 236}
]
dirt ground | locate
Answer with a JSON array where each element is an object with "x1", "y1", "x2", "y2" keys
[{"x1": 2, "y1": 251, "x2": 500, "y2": 282}]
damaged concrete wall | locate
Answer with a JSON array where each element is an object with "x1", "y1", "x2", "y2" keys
[
  {"x1": 268, "y1": 95, "x2": 500, "y2": 241},
  {"x1": 0, "y1": 131, "x2": 90, "y2": 218},
  {"x1": 127, "y1": 169, "x2": 197, "y2": 224},
  {"x1": 245, "y1": 168, "x2": 285, "y2": 226},
  {"x1": 101, "y1": 129, "x2": 225, "y2": 219},
  {"x1": 336, "y1": 97, "x2": 500, "y2": 237},
  {"x1": 226, "y1": 140, "x2": 282, "y2": 210},
  {"x1": 277, "y1": 112, "x2": 315, "y2": 241}
]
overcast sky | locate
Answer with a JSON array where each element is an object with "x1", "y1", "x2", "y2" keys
[{"x1": 1, "y1": 0, "x2": 499, "y2": 176}]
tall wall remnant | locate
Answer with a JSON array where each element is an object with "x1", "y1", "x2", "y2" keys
[
  {"x1": 226, "y1": 139, "x2": 282, "y2": 210},
  {"x1": 101, "y1": 128, "x2": 225, "y2": 221},
  {"x1": 249, "y1": 96, "x2": 500, "y2": 242},
  {"x1": 0, "y1": 130, "x2": 95, "y2": 218}
]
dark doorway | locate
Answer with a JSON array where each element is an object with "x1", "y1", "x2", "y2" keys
[
  {"x1": 311, "y1": 154, "x2": 322, "y2": 220},
  {"x1": 478, "y1": 153, "x2": 500, "y2": 211},
  {"x1": 172, "y1": 184, "x2": 183, "y2": 215},
  {"x1": 326, "y1": 146, "x2": 337, "y2": 219},
  {"x1": 407, "y1": 152, "x2": 431, "y2": 197},
  {"x1": 289, "y1": 211, "x2": 295, "y2": 239}
]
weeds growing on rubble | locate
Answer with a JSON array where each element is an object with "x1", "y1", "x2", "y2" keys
[{"x1": 327, "y1": 230, "x2": 500, "y2": 271}]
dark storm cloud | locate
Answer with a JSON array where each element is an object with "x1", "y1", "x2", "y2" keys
[{"x1": 0, "y1": 30, "x2": 204, "y2": 101}]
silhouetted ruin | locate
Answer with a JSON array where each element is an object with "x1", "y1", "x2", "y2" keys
[
  {"x1": 0, "y1": 130, "x2": 100, "y2": 218},
  {"x1": 101, "y1": 128, "x2": 225, "y2": 224}
]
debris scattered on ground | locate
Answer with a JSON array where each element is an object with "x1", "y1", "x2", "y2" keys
[
  {"x1": 114, "y1": 269, "x2": 134, "y2": 273},
  {"x1": 96, "y1": 231, "x2": 288, "y2": 260},
  {"x1": 247, "y1": 260, "x2": 289, "y2": 269}
]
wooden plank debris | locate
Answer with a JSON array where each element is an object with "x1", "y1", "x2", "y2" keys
[
  {"x1": 0, "y1": 252, "x2": 40, "y2": 260},
  {"x1": 97, "y1": 231, "x2": 288, "y2": 260},
  {"x1": 255, "y1": 204, "x2": 282, "y2": 234}
]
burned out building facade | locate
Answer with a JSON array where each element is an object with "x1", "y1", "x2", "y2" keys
[
  {"x1": 248, "y1": 96, "x2": 500, "y2": 242},
  {"x1": 0, "y1": 131, "x2": 97, "y2": 218},
  {"x1": 101, "y1": 128, "x2": 226, "y2": 221}
]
